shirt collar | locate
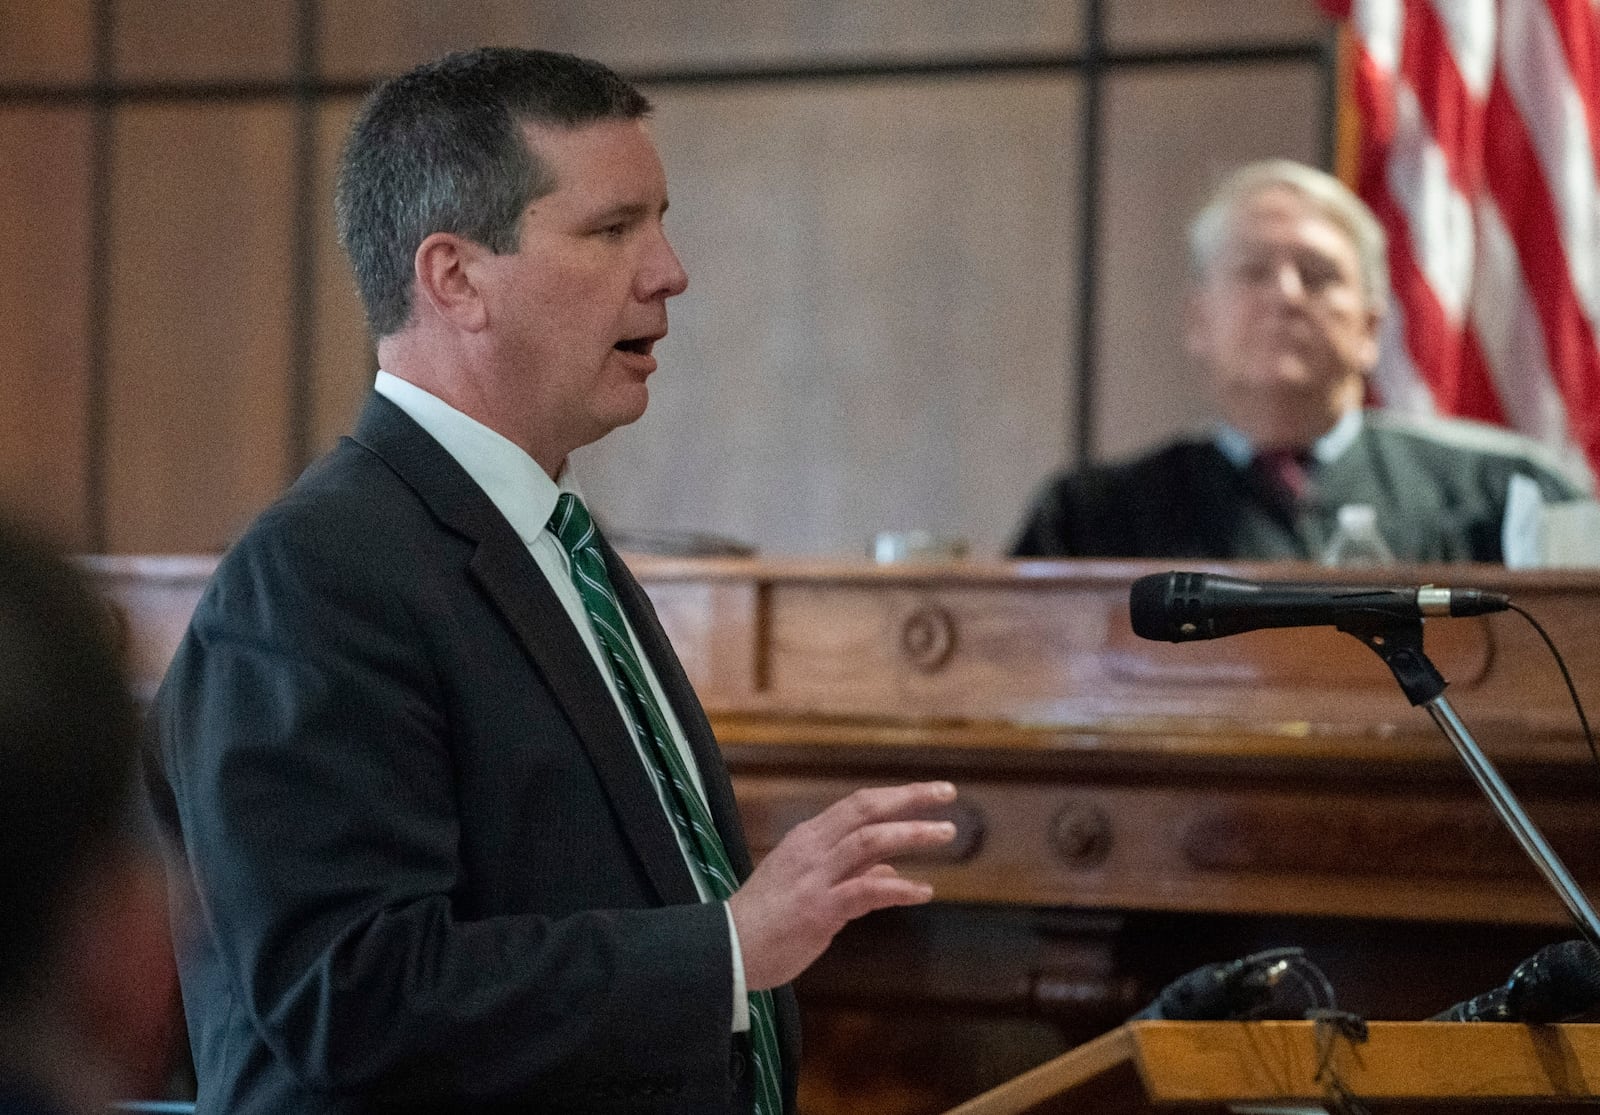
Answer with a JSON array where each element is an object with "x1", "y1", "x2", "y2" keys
[
  {"x1": 374, "y1": 370, "x2": 581, "y2": 546},
  {"x1": 1212, "y1": 405, "x2": 1365, "y2": 469}
]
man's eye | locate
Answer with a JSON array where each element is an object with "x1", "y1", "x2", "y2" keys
[{"x1": 1299, "y1": 262, "x2": 1340, "y2": 291}]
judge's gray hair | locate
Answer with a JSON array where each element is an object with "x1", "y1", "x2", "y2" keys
[{"x1": 1188, "y1": 159, "x2": 1389, "y2": 314}]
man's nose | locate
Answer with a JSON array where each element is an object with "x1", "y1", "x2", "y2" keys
[
  {"x1": 1270, "y1": 261, "x2": 1306, "y2": 303},
  {"x1": 639, "y1": 228, "x2": 689, "y2": 300}
]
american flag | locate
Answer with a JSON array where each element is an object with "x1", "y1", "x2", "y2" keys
[{"x1": 1320, "y1": 0, "x2": 1600, "y2": 482}]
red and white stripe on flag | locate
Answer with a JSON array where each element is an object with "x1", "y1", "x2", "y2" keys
[{"x1": 1320, "y1": 0, "x2": 1600, "y2": 482}]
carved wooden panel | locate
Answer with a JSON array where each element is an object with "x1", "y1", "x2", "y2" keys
[
  {"x1": 634, "y1": 558, "x2": 1596, "y2": 746},
  {"x1": 642, "y1": 580, "x2": 766, "y2": 705},
  {"x1": 86, "y1": 552, "x2": 1600, "y2": 761},
  {"x1": 1181, "y1": 797, "x2": 1600, "y2": 881},
  {"x1": 1101, "y1": 612, "x2": 1494, "y2": 689},
  {"x1": 732, "y1": 766, "x2": 1600, "y2": 925}
]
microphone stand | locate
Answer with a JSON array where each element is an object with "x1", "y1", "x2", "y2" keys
[{"x1": 1339, "y1": 616, "x2": 1600, "y2": 948}]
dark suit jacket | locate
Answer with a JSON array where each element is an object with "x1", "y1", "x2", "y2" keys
[
  {"x1": 147, "y1": 394, "x2": 800, "y2": 1114},
  {"x1": 1011, "y1": 411, "x2": 1585, "y2": 562},
  {"x1": 0, "y1": 1078, "x2": 66, "y2": 1115}
]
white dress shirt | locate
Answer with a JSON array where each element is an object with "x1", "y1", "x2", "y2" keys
[{"x1": 1212, "y1": 404, "x2": 1365, "y2": 470}]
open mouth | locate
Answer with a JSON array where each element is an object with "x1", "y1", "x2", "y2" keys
[{"x1": 614, "y1": 336, "x2": 655, "y2": 356}]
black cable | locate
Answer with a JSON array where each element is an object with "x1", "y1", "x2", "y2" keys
[
  {"x1": 1281, "y1": 953, "x2": 1340, "y2": 1018},
  {"x1": 1309, "y1": 1009, "x2": 1372, "y2": 1115},
  {"x1": 1507, "y1": 602, "x2": 1599, "y2": 787},
  {"x1": 1290, "y1": 954, "x2": 1339, "y2": 1013}
]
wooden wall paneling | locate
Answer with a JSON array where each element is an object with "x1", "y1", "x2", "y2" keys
[
  {"x1": 527, "y1": 0, "x2": 1085, "y2": 73},
  {"x1": 574, "y1": 76, "x2": 1082, "y2": 558},
  {"x1": 105, "y1": 103, "x2": 297, "y2": 553},
  {"x1": 1104, "y1": 0, "x2": 1330, "y2": 51},
  {"x1": 316, "y1": 0, "x2": 539, "y2": 84},
  {"x1": 111, "y1": 0, "x2": 297, "y2": 83},
  {"x1": 0, "y1": 108, "x2": 94, "y2": 547},
  {"x1": 317, "y1": 0, "x2": 1086, "y2": 84},
  {"x1": 308, "y1": 97, "x2": 374, "y2": 459},
  {"x1": 0, "y1": 0, "x2": 94, "y2": 84},
  {"x1": 1093, "y1": 61, "x2": 1324, "y2": 465}
]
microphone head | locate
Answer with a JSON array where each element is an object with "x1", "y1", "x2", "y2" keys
[
  {"x1": 1128, "y1": 573, "x2": 1179, "y2": 641},
  {"x1": 1508, "y1": 939, "x2": 1600, "y2": 1021},
  {"x1": 1129, "y1": 571, "x2": 1250, "y2": 642}
]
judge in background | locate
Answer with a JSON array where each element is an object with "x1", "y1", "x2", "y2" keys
[
  {"x1": 148, "y1": 47, "x2": 956, "y2": 1115},
  {"x1": 0, "y1": 518, "x2": 175, "y2": 1115},
  {"x1": 1011, "y1": 159, "x2": 1588, "y2": 563}
]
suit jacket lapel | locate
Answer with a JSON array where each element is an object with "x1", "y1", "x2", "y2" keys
[
  {"x1": 349, "y1": 394, "x2": 701, "y2": 906},
  {"x1": 600, "y1": 535, "x2": 756, "y2": 879}
]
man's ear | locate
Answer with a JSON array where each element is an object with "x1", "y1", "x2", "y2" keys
[
  {"x1": 1356, "y1": 306, "x2": 1383, "y2": 373},
  {"x1": 413, "y1": 232, "x2": 490, "y2": 332}
]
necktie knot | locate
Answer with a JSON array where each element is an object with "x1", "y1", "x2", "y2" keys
[
  {"x1": 548, "y1": 492, "x2": 598, "y2": 558},
  {"x1": 1253, "y1": 447, "x2": 1315, "y2": 505}
]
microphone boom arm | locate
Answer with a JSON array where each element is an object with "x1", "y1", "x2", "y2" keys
[{"x1": 1342, "y1": 615, "x2": 1600, "y2": 949}]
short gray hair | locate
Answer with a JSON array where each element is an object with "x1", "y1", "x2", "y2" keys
[
  {"x1": 1187, "y1": 159, "x2": 1388, "y2": 314},
  {"x1": 336, "y1": 48, "x2": 653, "y2": 338}
]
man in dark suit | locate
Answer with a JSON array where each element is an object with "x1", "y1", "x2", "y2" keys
[
  {"x1": 147, "y1": 48, "x2": 957, "y2": 1114},
  {"x1": 0, "y1": 519, "x2": 175, "y2": 1115},
  {"x1": 1011, "y1": 158, "x2": 1588, "y2": 562}
]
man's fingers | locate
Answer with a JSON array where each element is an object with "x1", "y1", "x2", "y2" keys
[
  {"x1": 823, "y1": 818, "x2": 955, "y2": 882},
  {"x1": 732, "y1": 785, "x2": 959, "y2": 991},
  {"x1": 830, "y1": 870, "x2": 936, "y2": 920},
  {"x1": 803, "y1": 781, "x2": 957, "y2": 846}
]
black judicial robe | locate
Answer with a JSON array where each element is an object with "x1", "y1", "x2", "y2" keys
[{"x1": 1011, "y1": 411, "x2": 1585, "y2": 562}]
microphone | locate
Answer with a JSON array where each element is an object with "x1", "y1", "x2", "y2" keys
[
  {"x1": 1129, "y1": 571, "x2": 1510, "y2": 643},
  {"x1": 1430, "y1": 939, "x2": 1600, "y2": 1023},
  {"x1": 1131, "y1": 948, "x2": 1305, "y2": 1021}
]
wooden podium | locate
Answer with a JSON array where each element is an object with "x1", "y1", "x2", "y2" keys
[{"x1": 943, "y1": 1021, "x2": 1600, "y2": 1113}]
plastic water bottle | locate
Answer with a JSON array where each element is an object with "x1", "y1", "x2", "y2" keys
[{"x1": 1321, "y1": 503, "x2": 1397, "y2": 567}]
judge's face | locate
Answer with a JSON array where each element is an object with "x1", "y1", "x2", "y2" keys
[
  {"x1": 1185, "y1": 185, "x2": 1380, "y2": 449},
  {"x1": 473, "y1": 118, "x2": 689, "y2": 468}
]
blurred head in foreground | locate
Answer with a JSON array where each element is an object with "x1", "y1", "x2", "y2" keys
[{"x1": 0, "y1": 520, "x2": 174, "y2": 1114}]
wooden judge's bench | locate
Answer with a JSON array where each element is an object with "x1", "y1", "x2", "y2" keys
[{"x1": 89, "y1": 555, "x2": 1600, "y2": 1113}]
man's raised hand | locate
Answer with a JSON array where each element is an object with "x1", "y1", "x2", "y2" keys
[{"x1": 728, "y1": 781, "x2": 958, "y2": 992}]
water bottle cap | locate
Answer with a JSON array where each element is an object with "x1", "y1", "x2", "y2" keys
[{"x1": 1336, "y1": 503, "x2": 1378, "y2": 531}]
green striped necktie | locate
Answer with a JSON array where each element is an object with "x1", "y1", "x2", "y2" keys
[{"x1": 547, "y1": 492, "x2": 782, "y2": 1115}]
